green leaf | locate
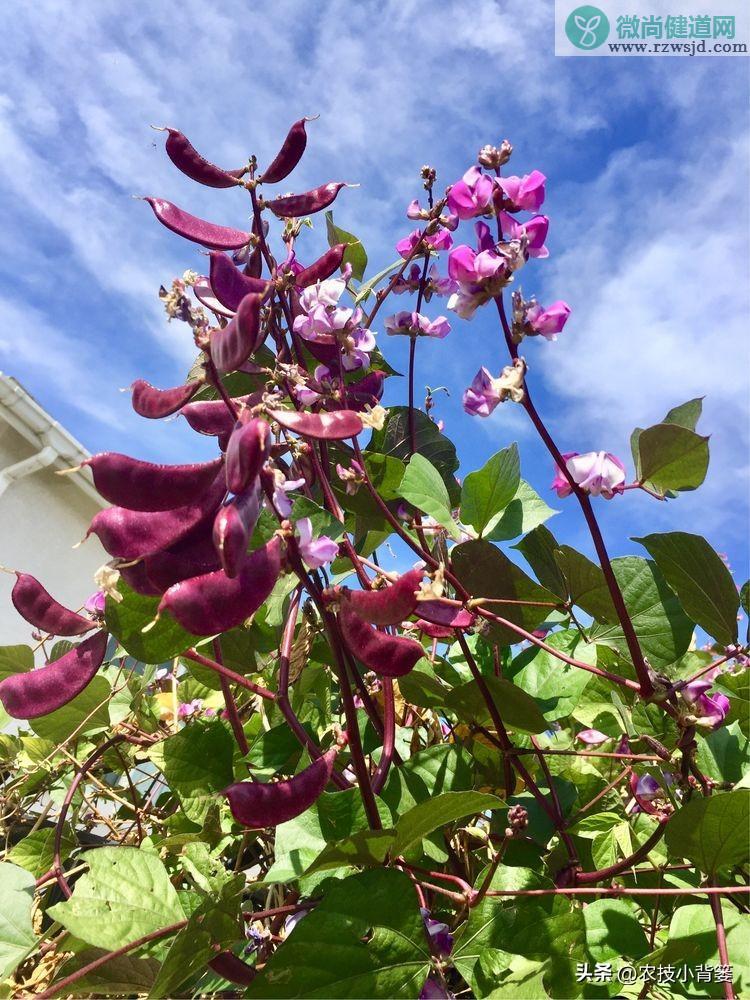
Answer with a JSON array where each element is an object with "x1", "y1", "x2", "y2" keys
[
  {"x1": 57, "y1": 949, "x2": 160, "y2": 995},
  {"x1": 636, "y1": 423, "x2": 710, "y2": 495},
  {"x1": 590, "y1": 556, "x2": 694, "y2": 669},
  {"x1": 391, "y1": 791, "x2": 503, "y2": 856},
  {"x1": 399, "y1": 453, "x2": 459, "y2": 539},
  {"x1": 305, "y1": 829, "x2": 396, "y2": 875},
  {"x1": 0, "y1": 644, "x2": 34, "y2": 682},
  {"x1": 553, "y1": 545, "x2": 617, "y2": 623},
  {"x1": 460, "y1": 444, "x2": 520, "y2": 536},
  {"x1": 149, "y1": 720, "x2": 234, "y2": 825},
  {"x1": 513, "y1": 524, "x2": 567, "y2": 598},
  {"x1": 665, "y1": 789, "x2": 750, "y2": 875},
  {"x1": 486, "y1": 480, "x2": 557, "y2": 543},
  {"x1": 0, "y1": 863, "x2": 36, "y2": 981},
  {"x1": 367, "y1": 406, "x2": 459, "y2": 499},
  {"x1": 451, "y1": 539, "x2": 560, "y2": 643},
  {"x1": 48, "y1": 847, "x2": 185, "y2": 951},
  {"x1": 663, "y1": 396, "x2": 704, "y2": 430},
  {"x1": 445, "y1": 675, "x2": 548, "y2": 734},
  {"x1": 7, "y1": 825, "x2": 75, "y2": 878},
  {"x1": 634, "y1": 532, "x2": 739, "y2": 645},
  {"x1": 325, "y1": 211, "x2": 367, "y2": 281},
  {"x1": 31, "y1": 674, "x2": 112, "y2": 743},
  {"x1": 696, "y1": 721, "x2": 750, "y2": 784},
  {"x1": 106, "y1": 581, "x2": 198, "y2": 663},
  {"x1": 398, "y1": 661, "x2": 452, "y2": 709},
  {"x1": 583, "y1": 898, "x2": 649, "y2": 962},
  {"x1": 379, "y1": 744, "x2": 474, "y2": 816},
  {"x1": 511, "y1": 631, "x2": 595, "y2": 721},
  {"x1": 354, "y1": 257, "x2": 403, "y2": 303},
  {"x1": 246, "y1": 869, "x2": 430, "y2": 998}
]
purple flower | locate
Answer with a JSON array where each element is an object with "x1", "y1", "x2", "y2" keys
[
  {"x1": 526, "y1": 300, "x2": 571, "y2": 340},
  {"x1": 576, "y1": 728, "x2": 610, "y2": 746},
  {"x1": 552, "y1": 452, "x2": 626, "y2": 500},
  {"x1": 396, "y1": 229, "x2": 453, "y2": 259},
  {"x1": 497, "y1": 170, "x2": 546, "y2": 212},
  {"x1": 178, "y1": 699, "x2": 202, "y2": 719},
  {"x1": 407, "y1": 198, "x2": 426, "y2": 220},
  {"x1": 446, "y1": 166, "x2": 495, "y2": 220},
  {"x1": 84, "y1": 590, "x2": 106, "y2": 616},
  {"x1": 384, "y1": 311, "x2": 451, "y2": 339},
  {"x1": 630, "y1": 772, "x2": 677, "y2": 815},
  {"x1": 392, "y1": 263, "x2": 457, "y2": 299},
  {"x1": 682, "y1": 680, "x2": 730, "y2": 729},
  {"x1": 296, "y1": 517, "x2": 339, "y2": 569},
  {"x1": 446, "y1": 222, "x2": 519, "y2": 319},
  {"x1": 270, "y1": 471, "x2": 306, "y2": 517},
  {"x1": 499, "y1": 211, "x2": 550, "y2": 259},
  {"x1": 462, "y1": 360, "x2": 526, "y2": 417},
  {"x1": 421, "y1": 908, "x2": 454, "y2": 957},
  {"x1": 420, "y1": 975, "x2": 453, "y2": 999}
]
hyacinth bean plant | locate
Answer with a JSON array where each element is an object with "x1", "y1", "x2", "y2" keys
[{"x1": 0, "y1": 118, "x2": 748, "y2": 1000}]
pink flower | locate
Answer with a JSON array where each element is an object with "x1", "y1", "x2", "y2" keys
[
  {"x1": 551, "y1": 452, "x2": 626, "y2": 499},
  {"x1": 396, "y1": 228, "x2": 454, "y2": 259},
  {"x1": 462, "y1": 360, "x2": 526, "y2": 416},
  {"x1": 392, "y1": 263, "x2": 457, "y2": 299},
  {"x1": 446, "y1": 166, "x2": 495, "y2": 220},
  {"x1": 576, "y1": 729, "x2": 610, "y2": 746},
  {"x1": 682, "y1": 680, "x2": 730, "y2": 730},
  {"x1": 270, "y1": 471, "x2": 306, "y2": 517},
  {"x1": 178, "y1": 699, "x2": 202, "y2": 719},
  {"x1": 497, "y1": 170, "x2": 546, "y2": 212},
  {"x1": 384, "y1": 311, "x2": 451, "y2": 339},
  {"x1": 447, "y1": 223, "x2": 511, "y2": 319},
  {"x1": 296, "y1": 517, "x2": 339, "y2": 569},
  {"x1": 630, "y1": 772, "x2": 677, "y2": 815},
  {"x1": 499, "y1": 212, "x2": 549, "y2": 258},
  {"x1": 526, "y1": 300, "x2": 571, "y2": 339},
  {"x1": 84, "y1": 591, "x2": 106, "y2": 616}
]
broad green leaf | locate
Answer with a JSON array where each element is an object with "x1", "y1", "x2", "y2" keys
[
  {"x1": 475, "y1": 955, "x2": 549, "y2": 998},
  {"x1": 246, "y1": 869, "x2": 430, "y2": 998},
  {"x1": 57, "y1": 949, "x2": 160, "y2": 995},
  {"x1": 583, "y1": 898, "x2": 649, "y2": 962},
  {"x1": 247, "y1": 723, "x2": 307, "y2": 773},
  {"x1": 695, "y1": 721, "x2": 750, "y2": 784},
  {"x1": 106, "y1": 581, "x2": 198, "y2": 663},
  {"x1": 451, "y1": 539, "x2": 559, "y2": 644},
  {"x1": 636, "y1": 422, "x2": 709, "y2": 495},
  {"x1": 568, "y1": 812, "x2": 623, "y2": 838},
  {"x1": 510, "y1": 631, "x2": 595, "y2": 721},
  {"x1": 291, "y1": 497, "x2": 345, "y2": 542},
  {"x1": 554, "y1": 545, "x2": 617, "y2": 623},
  {"x1": 367, "y1": 406, "x2": 459, "y2": 501},
  {"x1": 0, "y1": 644, "x2": 34, "y2": 681},
  {"x1": 354, "y1": 257, "x2": 403, "y2": 303},
  {"x1": 665, "y1": 789, "x2": 750, "y2": 875},
  {"x1": 634, "y1": 532, "x2": 739, "y2": 645},
  {"x1": 48, "y1": 847, "x2": 184, "y2": 951},
  {"x1": 513, "y1": 524, "x2": 567, "y2": 598},
  {"x1": 460, "y1": 444, "x2": 520, "y2": 536},
  {"x1": 719, "y1": 668, "x2": 750, "y2": 738},
  {"x1": 379, "y1": 744, "x2": 474, "y2": 816},
  {"x1": 398, "y1": 661, "x2": 452, "y2": 708},
  {"x1": 0, "y1": 863, "x2": 36, "y2": 981},
  {"x1": 149, "y1": 720, "x2": 234, "y2": 825},
  {"x1": 590, "y1": 557, "x2": 694, "y2": 669},
  {"x1": 149, "y1": 904, "x2": 237, "y2": 998},
  {"x1": 304, "y1": 829, "x2": 396, "y2": 875},
  {"x1": 7, "y1": 825, "x2": 74, "y2": 878},
  {"x1": 391, "y1": 790, "x2": 503, "y2": 856},
  {"x1": 399, "y1": 453, "x2": 460, "y2": 539},
  {"x1": 325, "y1": 211, "x2": 367, "y2": 281},
  {"x1": 663, "y1": 396, "x2": 704, "y2": 430},
  {"x1": 486, "y1": 480, "x2": 557, "y2": 542},
  {"x1": 445, "y1": 675, "x2": 548, "y2": 734},
  {"x1": 31, "y1": 674, "x2": 112, "y2": 744}
]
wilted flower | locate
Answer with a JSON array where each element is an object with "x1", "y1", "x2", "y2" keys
[
  {"x1": 462, "y1": 359, "x2": 526, "y2": 416},
  {"x1": 551, "y1": 452, "x2": 626, "y2": 499},
  {"x1": 446, "y1": 166, "x2": 495, "y2": 220},
  {"x1": 385, "y1": 311, "x2": 451, "y2": 339},
  {"x1": 512, "y1": 290, "x2": 571, "y2": 342},
  {"x1": 296, "y1": 517, "x2": 339, "y2": 569},
  {"x1": 630, "y1": 772, "x2": 677, "y2": 816},
  {"x1": 681, "y1": 679, "x2": 730, "y2": 729},
  {"x1": 496, "y1": 170, "x2": 546, "y2": 212}
]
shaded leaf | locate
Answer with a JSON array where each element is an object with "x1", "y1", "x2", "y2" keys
[
  {"x1": 486, "y1": 480, "x2": 557, "y2": 543},
  {"x1": 0, "y1": 863, "x2": 36, "y2": 981},
  {"x1": 665, "y1": 789, "x2": 750, "y2": 875},
  {"x1": 106, "y1": 581, "x2": 198, "y2": 663},
  {"x1": 325, "y1": 211, "x2": 367, "y2": 281}
]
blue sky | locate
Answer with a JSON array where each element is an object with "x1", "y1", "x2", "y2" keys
[{"x1": 0, "y1": 0, "x2": 747, "y2": 588}]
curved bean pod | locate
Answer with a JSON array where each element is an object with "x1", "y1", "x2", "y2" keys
[
  {"x1": 181, "y1": 394, "x2": 258, "y2": 438},
  {"x1": 337, "y1": 567, "x2": 423, "y2": 626},
  {"x1": 84, "y1": 454, "x2": 223, "y2": 512},
  {"x1": 294, "y1": 243, "x2": 347, "y2": 287},
  {"x1": 144, "y1": 198, "x2": 250, "y2": 250},
  {"x1": 414, "y1": 619, "x2": 455, "y2": 640},
  {"x1": 259, "y1": 117, "x2": 315, "y2": 184},
  {"x1": 338, "y1": 604, "x2": 424, "y2": 678},
  {"x1": 119, "y1": 560, "x2": 163, "y2": 597},
  {"x1": 265, "y1": 182, "x2": 350, "y2": 219},
  {"x1": 0, "y1": 630, "x2": 109, "y2": 719},
  {"x1": 225, "y1": 416, "x2": 271, "y2": 494},
  {"x1": 11, "y1": 573, "x2": 95, "y2": 636},
  {"x1": 269, "y1": 408, "x2": 363, "y2": 440},
  {"x1": 414, "y1": 601, "x2": 475, "y2": 629},
  {"x1": 158, "y1": 127, "x2": 245, "y2": 188},
  {"x1": 341, "y1": 371, "x2": 385, "y2": 412},
  {"x1": 208, "y1": 952, "x2": 256, "y2": 986},
  {"x1": 158, "y1": 535, "x2": 282, "y2": 635},
  {"x1": 209, "y1": 252, "x2": 268, "y2": 311},
  {"x1": 210, "y1": 294, "x2": 263, "y2": 374},
  {"x1": 131, "y1": 379, "x2": 200, "y2": 419},
  {"x1": 213, "y1": 486, "x2": 262, "y2": 578},
  {"x1": 224, "y1": 747, "x2": 337, "y2": 828},
  {"x1": 193, "y1": 279, "x2": 234, "y2": 318},
  {"x1": 142, "y1": 520, "x2": 221, "y2": 593},
  {"x1": 87, "y1": 471, "x2": 226, "y2": 560}
]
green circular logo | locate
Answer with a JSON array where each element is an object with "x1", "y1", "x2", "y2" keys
[{"x1": 565, "y1": 5, "x2": 610, "y2": 48}]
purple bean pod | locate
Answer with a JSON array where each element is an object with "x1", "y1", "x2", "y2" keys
[
  {"x1": 225, "y1": 416, "x2": 271, "y2": 494},
  {"x1": 87, "y1": 470, "x2": 227, "y2": 560},
  {"x1": 118, "y1": 560, "x2": 163, "y2": 597},
  {"x1": 338, "y1": 604, "x2": 424, "y2": 678},
  {"x1": 141, "y1": 519, "x2": 222, "y2": 594},
  {"x1": 0, "y1": 630, "x2": 109, "y2": 719},
  {"x1": 259, "y1": 117, "x2": 316, "y2": 184},
  {"x1": 207, "y1": 952, "x2": 256, "y2": 986},
  {"x1": 224, "y1": 747, "x2": 337, "y2": 827},
  {"x1": 213, "y1": 485, "x2": 263, "y2": 578},
  {"x1": 144, "y1": 198, "x2": 250, "y2": 250},
  {"x1": 209, "y1": 252, "x2": 269, "y2": 311},
  {"x1": 415, "y1": 602, "x2": 475, "y2": 629},
  {"x1": 158, "y1": 534, "x2": 282, "y2": 635},
  {"x1": 210, "y1": 294, "x2": 264, "y2": 374},
  {"x1": 335, "y1": 567, "x2": 424, "y2": 627},
  {"x1": 131, "y1": 379, "x2": 201, "y2": 419},
  {"x1": 264, "y1": 182, "x2": 351, "y2": 219},
  {"x1": 414, "y1": 619, "x2": 456, "y2": 640},
  {"x1": 11, "y1": 573, "x2": 96, "y2": 636},
  {"x1": 294, "y1": 243, "x2": 347, "y2": 287},
  {"x1": 193, "y1": 279, "x2": 235, "y2": 318},
  {"x1": 181, "y1": 394, "x2": 260, "y2": 439},
  {"x1": 84, "y1": 454, "x2": 224, "y2": 512},
  {"x1": 158, "y1": 127, "x2": 245, "y2": 188},
  {"x1": 338, "y1": 371, "x2": 385, "y2": 412},
  {"x1": 268, "y1": 408, "x2": 363, "y2": 440}
]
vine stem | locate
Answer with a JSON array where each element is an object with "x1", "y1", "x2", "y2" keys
[
  {"x1": 494, "y1": 294, "x2": 653, "y2": 698},
  {"x1": 213, "y1": 638, "x2": 249, "y2": 757},
  {"x1": 576, "y1": 818, "x2": 668, "y2": 884},
  {"x1": 709, "y1": 888, "x2": 736, "y2": 1000},
  {"x1": 183, "y1": 648, "x2": 275, "y2": 701},
  {"x1": 484, "y1": 885, "x2": 750, "y2": 898}
]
